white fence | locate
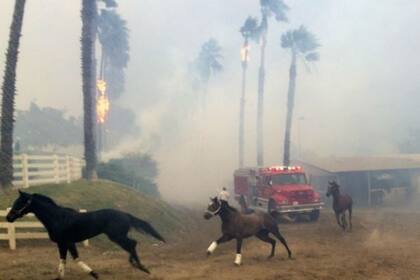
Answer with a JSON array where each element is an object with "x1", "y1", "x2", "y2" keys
[
  {"x1": 0, "y1": 209, "x2": 89, "y2": 250},
  {"x1": 13, "y1": 154, "x2": 84, "y2": 188}
]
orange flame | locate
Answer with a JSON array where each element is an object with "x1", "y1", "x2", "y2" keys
[
  {"x1": 96, "y1": 80, "x2": 110, "y2": 124},
  {"x1": 240, "y1": 45, "x2": 250, "y2": 62}
]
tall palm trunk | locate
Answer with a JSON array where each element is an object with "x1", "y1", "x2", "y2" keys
[
  {"x1": 81, "y1": 0, "x2": 98, "y2": 180},
  {"x1": 0, "y1": 0, "x2": 27, "y2": 188},
  {"x1": 283, "y1": 48, "x2": 297, "y2": 166},
  {"x1": 256, "y1": 18, "x2": 267, "y2": 167},
  {"x1": 239, "y1": 39, "x2": 249, "y2": 168}
]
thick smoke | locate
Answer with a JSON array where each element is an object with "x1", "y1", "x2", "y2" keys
[{"x1": 1, "y1": 1, "x2": 420, "y2": 203}]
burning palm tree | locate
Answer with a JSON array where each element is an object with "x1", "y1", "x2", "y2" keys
[
  {"x1": 97, "y1": 5, "x2": 129, "y2": 156},
  {"x1": 281, "y1": 25, "x2": 320, "y2": 166},
  {"x1": 97, "y1": 7, "x2": 129, "y2": 100},
  {"x1": 80, "y1": 0, "x2": 116, "y2": 180},
  {"x1": 239, "y1": 16, "x2": 259, "y2": 167},
  {"x1": 256, "y1": 0, "x2": 289, "y2": 166},
  {"x1": 0, "y1": 0, "x2": 27, "y2": 188}
]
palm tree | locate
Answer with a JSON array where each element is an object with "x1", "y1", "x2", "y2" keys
[
  {"x1": 0, "y1": 0, "x2": 27, "y2": 188},
  {"x1": 281, "y1": 25, "x2": 320, "y2": 166},
  {"x1": 256, "y1": 0, "x2": 289, "y2": 167},
  {"x1": 238, "y1": 17, "x2": 259, "y2": 168},
  {"x1": 193, "y1": 38, "x2": 223, "y2": 94},
  {"x1": 81, "y1": 0, "x2": 100, "y2": 180},
  {"x1": 80, "y1": 0, "x2": 116, "y2": 180}
]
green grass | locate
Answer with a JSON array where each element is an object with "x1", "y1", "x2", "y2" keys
[{"x1": 0, "y1": 180, "x2": 188, "y2": 244}]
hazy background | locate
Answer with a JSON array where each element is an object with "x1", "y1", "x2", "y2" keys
[{"x1": 1, "y1": 0, "x2": 419, "y2": 202}]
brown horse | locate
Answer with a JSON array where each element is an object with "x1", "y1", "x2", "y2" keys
[
  {"x1": 326, "y1": 181, "x2": 353, "y2": 231},
  {"x1": 204, "y1": 197, "x2": 292, "y2": 266}
]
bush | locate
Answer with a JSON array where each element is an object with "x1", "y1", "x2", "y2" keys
[{"x1": 96, "y1": 153, "x2": 160, "y2": 197}]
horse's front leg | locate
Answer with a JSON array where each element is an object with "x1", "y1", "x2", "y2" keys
[
  {"x1": 207, "y1": 234, "x2": 232, "y2": 256},
  {"x1": 335, "y1": 212, "x2": 343, "y2": 228},
  {"x1": 54, "y1": 243, "x2": 68, "y2": 280},
  {"x1": 234, "y1": 238, "x2": 243, "y2": 266}
]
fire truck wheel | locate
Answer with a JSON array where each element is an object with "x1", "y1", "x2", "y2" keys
[{"x1": 309, "y1": 210, "x2": 320, "y2": 221}]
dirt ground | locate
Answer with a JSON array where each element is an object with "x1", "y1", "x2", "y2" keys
[{"x1": 1, "y1": 208, "x2": 420, "y2": 280}]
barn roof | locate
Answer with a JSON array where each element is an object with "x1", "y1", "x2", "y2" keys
[{"x1": 296, "y1": 154, "x2": 420, "y2": 173}]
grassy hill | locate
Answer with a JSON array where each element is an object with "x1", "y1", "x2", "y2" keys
[{"x1": 0, "y1": 180, "x2": 191, "y2": 243}]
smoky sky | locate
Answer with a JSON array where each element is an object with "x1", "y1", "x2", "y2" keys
[{"x1": 1, "y1": 1, "x2": 420, "y2": 202}]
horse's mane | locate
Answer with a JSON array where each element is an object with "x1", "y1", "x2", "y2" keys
[
  {"x1": 225, "y1": 203, "x2": 238, "y2": 213},
  {"x1": 33, "y1": 194, "x2": 58, "y2": 206}
]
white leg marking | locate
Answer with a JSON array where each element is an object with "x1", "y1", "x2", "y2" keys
[
  {"x1": 58, "y1": 259, "x2": 66, "y2": 278},
  {"x1": 234, "y1": 254, "x2": 242, "y2": 266},
  {"x1": 207, "y1": 241, "x2": 218, "y2": 254},
  {"x1": 75, "y1": 258, "x2": 93, "y2": 273}
]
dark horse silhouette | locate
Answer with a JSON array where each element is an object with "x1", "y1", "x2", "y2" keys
[
  {"x1": 326, "y1": 181, "x2": 353, "y2": 231},
  {"x1": 6, "y1": 191, "x2": 165, "y2": 279},
  {"x1": 204, "y1": 197, "x2": 292, "y2": 266}
]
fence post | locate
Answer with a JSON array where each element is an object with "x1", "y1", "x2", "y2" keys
[
  {"x1": 8, "y1": 223, "x2": 16, "y2": 250},
  {"x1": 54, "y1": 154, "x2": 59, "y2": 183},
  {"x1": 6, "y1": 208, "x2": 16, "y2": 250},
  {"x1": 22, "y1": 154, "x2": 29, "y2": 188},
  {"x1": 66, "y1": 155, "x2": 71, "y2": 183},
  {"x1": 79, "y1": 209, "x2": 89, "y2": 247}
]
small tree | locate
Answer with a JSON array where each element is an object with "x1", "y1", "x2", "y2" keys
[{"x1": 281, "y1": 25, "x2": 320, "y2": 166}]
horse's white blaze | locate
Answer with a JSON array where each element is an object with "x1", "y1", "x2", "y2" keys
[
  {"x1": 77, "y1": 260, "x2": 93, "y2": 273},
  {"x1": 58, "y1": 259, "x2": 65, "y2": 278},
  {"x1": 207, "y1": 241, "x2": 217, "y2": 253},
  {"x1": 234, "y1": 254, "x2": 242, "y2": 265}
]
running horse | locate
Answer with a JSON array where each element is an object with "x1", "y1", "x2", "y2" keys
[
  {"x1": 204, "y1": 197, "x2": 292, "y2": 266},
  {"x1": 6, "y1": 191, "x2": 165, "y2": 279},
  {"x1": 326, "y1": 181, "x2": 353, "y2": 231}
]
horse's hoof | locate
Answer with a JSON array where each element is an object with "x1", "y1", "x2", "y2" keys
[
  {"x1": 267, "y1": 255, "x2": 274, "y2": 259},
  {"x1": 234, "y1": 262, "x2": 241, "y2": 266},
  {"x1": 206, "y1": 251, "x2": 212, "y2": 257},
  {"x1": 90, "y1": 271, "x2": 99, "y2": 279},
  {"x1": 139, "y1": 265, "x2": 151, "y2": 274}
]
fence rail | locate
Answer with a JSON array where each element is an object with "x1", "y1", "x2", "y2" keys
[
  {"x1": 13, "y1": 154, "x2": 84, "y2": 188},
  {"x1": 0, "y1": 209, "x2": 89, "y2": 250}
]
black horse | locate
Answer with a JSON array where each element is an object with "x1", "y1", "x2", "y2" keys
[
  {"x1": 204, "y1": 197, "x2": 292, "y2": 266},
  {"x1": 6, "y1": 191, "x2": 165, "y2": 279}
]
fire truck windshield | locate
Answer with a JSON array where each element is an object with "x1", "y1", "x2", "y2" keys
[{"x1": 270, "y1": 173, "x2": 307, "y2": 185}]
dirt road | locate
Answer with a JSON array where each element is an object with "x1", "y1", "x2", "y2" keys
[{"x1": 1, "y1": 208, "x2": 420, "y2": 280}]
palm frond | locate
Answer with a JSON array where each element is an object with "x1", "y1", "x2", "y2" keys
[
  {"x1": 281, "y1": 30, "x2": 294, "y2": 48},
  {"x1": 240, "y1": 16, "x2": 260, "y2": 42},
  {"x1": 260, "y1": 0, "x2": 289, "y2": 22},
  {"x1": 305, "y1": 52, "x2": 319, "y2": 61},
  {"x1": 101, "y1": 0, "x2": 117, "y2": 8},
  {"x1": 281, "y1": 25, "x2": 320, "y2": 54},
  {"x1": 194, "y1": 38, "x2": 223, "y2": 83}
]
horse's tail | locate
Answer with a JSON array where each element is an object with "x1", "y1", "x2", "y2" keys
[{"x1": 128, "y1": 215, "x2": 166, "y2": 242}]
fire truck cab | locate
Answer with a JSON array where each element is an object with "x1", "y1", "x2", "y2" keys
[{"x1": 234, "y1": 165, "x2": 323, "y2": 222}]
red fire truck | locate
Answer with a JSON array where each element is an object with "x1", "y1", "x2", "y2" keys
[{"x1": 234, "y1": 165, "x2": 323, "y2": 222}]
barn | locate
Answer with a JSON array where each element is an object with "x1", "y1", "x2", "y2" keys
[{"x1": 294, "y1": 155, "x2": 420, "y2": 206}]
